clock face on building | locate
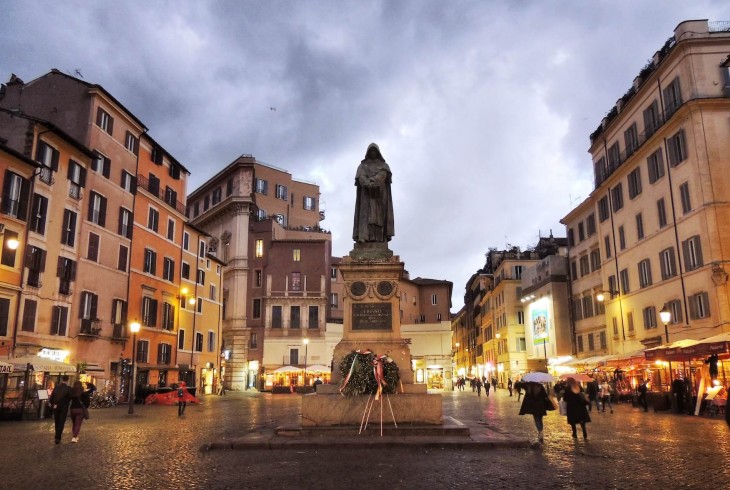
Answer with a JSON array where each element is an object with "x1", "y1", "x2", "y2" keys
[
  {"x1": 376, "y1": 281, "x2": 393, "y2": 296},
  {"x1": 350, "y1": 281, "x2": 367, "y2": 297}
]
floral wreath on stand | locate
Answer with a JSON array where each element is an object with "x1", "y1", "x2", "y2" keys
[{"x1": 338, "y1": 349, "x2": 400, "y2": 397}]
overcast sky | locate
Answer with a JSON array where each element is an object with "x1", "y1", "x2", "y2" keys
[{"x1": 2, "y1": 1, "x2": 729, "y2": 311}]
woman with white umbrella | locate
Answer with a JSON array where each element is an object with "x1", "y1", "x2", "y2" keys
[{"x1": 519, "y1": 372, "x2": 556, "y2": 443}]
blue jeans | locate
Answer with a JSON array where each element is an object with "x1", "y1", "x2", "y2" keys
[{"x1": 533, "y1": 414, "x2": 544, "y2": 431}]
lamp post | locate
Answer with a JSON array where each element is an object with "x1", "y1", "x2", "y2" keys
[
  {"x1": 303, "y1": 338, "x2": 309, "y2": 388},
  {"x1": 540, "y1": 332, "x2": 548, "y2": 369},
  {"x1": 659, "y1": 304, "x2": 672, "y2": 343},
  {"x1": 128, "y1": 320, "x2": 141, "y2": 415}
]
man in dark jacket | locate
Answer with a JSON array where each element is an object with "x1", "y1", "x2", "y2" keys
[
  {"x1": 586, "y1": 380, "x2": 600, "y2": 412},
  {"x1": 49, "y1": 375, "x2": 72, "y2": 444}
]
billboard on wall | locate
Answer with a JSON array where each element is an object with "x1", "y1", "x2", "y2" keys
[{"x1": 531, "y1": 300, "x2": 549, "y2": 346}]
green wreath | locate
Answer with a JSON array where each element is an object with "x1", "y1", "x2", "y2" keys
[{"x1": 338, "y1": 350, "x2": 400, "y2": 397}]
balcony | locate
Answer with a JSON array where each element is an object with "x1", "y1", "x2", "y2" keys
[
  {"x1": 136, "y1": 174, "x2": 186, "y2": 214},
  {"x1": 69, "y1": 183, "x2": 82, "y2": 201},
  {"x1": 79, "y1": 318, "x2": 102, "y2": 338}
]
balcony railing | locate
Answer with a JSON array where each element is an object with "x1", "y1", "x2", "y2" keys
[
  {"x1": 80, "y1": 318, "x2": 102, "y2": 337},
  {"x1": 69, "y1": 184, "x2": 82, "y2": 201},
  {"x1": 38, "y1": 167, "x2": 54, "y2": 185},
  {"x1": 709, "y1": 21, "x2": 730, "y2": 32},
  {"x1": 136, "y1": 174, "x2": 186, "y2": 214}
]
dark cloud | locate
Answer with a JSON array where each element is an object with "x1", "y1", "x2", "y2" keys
[{"x1": 2, "y1": 0, "x2": 729, "y2": 310}]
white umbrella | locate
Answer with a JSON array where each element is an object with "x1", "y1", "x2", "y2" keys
[
  {"x1": 272, "y1": 365, "x2": 301, "y2": 373},
  {"x1": 305, "y1": 364, "x2": 331, "y2": 373},
  {"x1": 522, "y1": 372, "x2": 555, "y2": 383}
]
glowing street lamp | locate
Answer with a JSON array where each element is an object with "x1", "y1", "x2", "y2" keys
[
  {"x1": 659, "y1": 304, "x2": 672, "y2": 343},
  {"x1": 128, "y1": 320, "x2": 141, "y2": 415}
]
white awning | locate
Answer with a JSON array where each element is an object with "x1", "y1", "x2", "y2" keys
[{"x1": 10, "y1": 355, "x2": 77, "y2": 374}]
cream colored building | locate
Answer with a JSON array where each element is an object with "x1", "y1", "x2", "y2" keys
[{"x1": 563, "y1": 20, "x2": 730, "y2": 355}]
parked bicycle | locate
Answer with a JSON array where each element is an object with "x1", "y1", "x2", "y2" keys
[{"x1": 90, "y1": 390, "x2": 118, "y2": 409}]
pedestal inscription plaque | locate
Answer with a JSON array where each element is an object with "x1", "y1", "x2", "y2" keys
[{"x1": 352, "y1": 303, "x2": 392, "y2": 330}]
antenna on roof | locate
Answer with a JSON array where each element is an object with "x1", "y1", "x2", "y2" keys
[{"x1": 74, "y1": 69, "x2": 84, "y2": 79}]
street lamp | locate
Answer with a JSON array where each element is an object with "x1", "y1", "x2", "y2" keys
[
  {"x1": 128, "y1": 320, "x2": 141, "y2": 415},
  {"x1": 303, "y1": 338, "x2": 309, "y2": 389},
  {"x1": 659, "y1": 304, "x2": 672, "y2": 343}
]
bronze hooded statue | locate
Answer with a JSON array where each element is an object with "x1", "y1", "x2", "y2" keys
[{"x1": 352, "y1": 143, "x2": 395, "y2": 244}]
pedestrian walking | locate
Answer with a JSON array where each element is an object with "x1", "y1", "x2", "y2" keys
[
  {"x1": 69, "y1": 381, "x2": 95, "y2": 443},
  {"x1": 637, "y1": 380, "x2": 649, "y2": 412},
  {"x1": 563, "y1": 378, "x2": 591, "y2": 439},
  {"x1": 485, "y1": 380, "x2": 491, "y2": 397},
  {"x1": 216, "y1": 377, "x2": 226, "y2": 396},
  {"x1": 492, "y1": 377, "x2": 498, "y2": 390},
  {"x1": 599, "y1": 381, "x2": 613, "y2": 413},
  {"x1": 516, "y1": 380, "x2": 523, "y2": 401},
  {"x1": 586, "y1": 379, "x2": 600, "y2": 412},
  {"x1": 519, "y1": 382, "x2": 554, "y2": 442},
  {"x1": 48, "y1": 375, "x2": 72, "y2": 444},
  {"x1": 476, "y1": 378, "x2": 482, "y2": 397},
  {"x1": 177, "y1": 381, "x2": 188, "y2": 416},
  {"x1": 508, "y1": 379, "x2": 513, "y2": 397}
]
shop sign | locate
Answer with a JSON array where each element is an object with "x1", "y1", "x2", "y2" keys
[{"x1": 38, "y1": 348, "x2": 69, "y2": 362}]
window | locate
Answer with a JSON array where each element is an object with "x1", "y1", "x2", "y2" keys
[
  {"x1": 271, "y1": 305, "x2": 282, "y2": 328},
  {"x1": 61, "y1": 210, "x2": 77, "y2": 246},
  {"x1": 147, "y1": 208, "x2": 159, "y2": 232},
  {"x1": 197, "y1": 269, "x2": 205, "y2": 285},
  {"x1": 624, "y1": 123, "x2": 639, "y2": 156},
  {"x1": 164, "y1": 187, "x2": 178, "y2": 209},
  {"x1": 291, "y1": 272, "x2": 301, "y2": 291},
  {"x1": 577, "y1": 336, "x2": 584, "y2": 353},
  {"x1": 619, "y1": 268, "x2": 630, "y2": 294},
  {"x1": 517, "y1": 310, "x2": 525, "y2": 324},
  {"x1": 588, "y1": 334, "x2": 595, "y2": 351},
  {"x1": 627, "y1": 311, "x2": 635, "y2": 333},
  {"x1": 682, "y1": 235, "x2": 703, "y2": 271},
  {"x1": 117, "y1": 207, "x2": 132, "y2": 239},
  {"x1": 598, "y1": 196, "x2": 609, "y2": 222},
  {"x1": 582, "y1": 296, "x2": 594, "y2": 318},
  {"x1": 1, "y1": 230, "x2": 18, "y2": 267},
  {"x1": 88, "y1": 191, "x2": 107, "y2": 226},
  {"x1": 163, "y1": 257, "x2": 175, "y2": 281},
  {"x1": 273, "y1": 214, "x2": 287, "y2": 227},
  {"x1": 568, "y1": 228, "x2": 575, "y2": 247},
  {"x1": 50, "y1": 306, "x2": 68, "y2": 336},
  {"x1": 255, "y1": 178, "x2": 268, "y2": 195},
  {"x1": 628, "y1": 167, "x2": 642, "y2": 199},
  {"x1": 618, "y1": 226, "x2": 626, "y2": 250},
  {"x1": 2, "y1": 171, "x2": 29, "y2": 219},
  {"x1": 254, "y1": 209, "x2": 267, "y2": 221},
  {"x1": 136, "y1": 340, "x2": 149, "y2": 363},
  {"x1": 643, "y1": 100, "x2": 660, "y2": 137},
  {"x1": 638, "y1": 259, "x2": 653, "y2": 288},
  {"x1": 211, "y1": 187, "x2": 222, "y2": 205},
  {"x1": 689, "y1": 292, "x2": 710, "y2": 319},
  {"x1": 292, "y1": 249, "x2": 301, "y2": 262},
  {"x1": 209, "y1": 283, "x2": 217, "y2": 301},
  {"x1": 167, "y1": 218, "x2": 175, "y2": 241},
  {"x1": 578, "y1": 222, "x2": 585, "y2": 242},
  {"x1": 80, "y1": 291, "x2": 98, "y2": 321},
  {"x1": 579, "y1": 255, "x2": 590, "y2": 276},
  {"x1": 290, "y1": 306, "x2": 301, "y2": 329},
  {"x1": 178, "y1": 330, "x2": 185, "y2": 350},
  {"x1": 143, "y1": 248, "x2": 157, "y2": 275},
  {"x1": 657, "y1": 198, "x2": 667, "y2": 228},
  {"x1": 92, "y1": 151, "x2": 111, "y2": 178},
  {"x1": 431, "y1": 294, "x2": 438, "y2": 305},
  {"x1": 254, "y1": 269, "x2": 262, "y2": 288},
  {"x1": 199, "y1": 240, "x2": 206, "y2": 258},
  {"x1": 612, "y1": 317, "x2": 619, "y2": 336},
  {"x1": 275, "y1": 184, "x2": 288, "y2": 200},
  {"x1": 96, "y1": 108, "x2": 113, "y2": 134},
  {"x1": 308, "y1": 305, "x2": 319, "y2": 328},
  {"x1": 586, "y1": 214, "x2": 596, "y2": 236},
  {"x1": 668, "y1": 299, "x2": 683, "y2": 324},
  {"x1": 124, "y1": 131, "x2": 139, "y2": 155},
  {"x1": 28, "y1": 193, "x2": 48, "y2": 236},
  {"x1": 513, "y1": 265, "x2": 524, "y2": 279},
  {"x1": 21, "y1": 299, "x2": 37, "y2": 332},
  {"x1": 647, "y1": 149, "x2": 665, "y2": 183},
  {"x1": 636, "y1": 213, "x2": 644, "y2": 240},
  {"x1": 607, "y1": 142, "x2": 620, "y2": 169},
  {"x1": 181, "y1": 262, "x2": 190, "y2": 280},
  {"x1": 659, "y1": 247, "x2": 677, "y2": 280},
  {"x1": 679, "y1": 182, "x2": 692, "y2": 214},
  {"x1": 667, "y1": 129, "x2": 687, "y2": 167},
  {"x1": 226, "y1": 178, "x2": 233, "y2": 197},
  {"x1": 152, "y1": 146, "x2": 164, "y2": 165},
  {"x1": 87, "y1": 233, "x2": 100, "y2": 262},
  {"x1": 517, "y1": 337, "x2": 526, "y2": 352},
  {"x1": 590, "y1": 249, "x2": 601, "y2": 272},
  {"x1": 112, "y1": 299, "x2": 127, "y2": 328},
  {"x1": 56, "y1": 257, "x2": 76, "y2": 295},
  {"x1": 0, "y1": 298, "x2": 10, "y2": 336},
  {"x1": 162, "y1": 302, "x2": 174, "y2": 330},
  {"x1": 330, "y1": 293, "x2": 339, "y2": 308},
  {"x1": 183, "y1": 232, "x2": 189, "y2": 251},
  {"x1": 250, "y1": 332, "x2": 258, "y2": 349},
  {"x1": 255, "y1": 239, "x2": 264, "y2": 258},
  {"x1": 604, "y1": 235, "x2": 612, "y2": 258},
  {"x1": 148, "y1": 173, "x2": 160, "y2": 197},
  {"x1": 207, "y1": 331, "x2": 215, "y2": 352},
  {"x1": 643, "y1": 306, "x2": 657, "y2": 329},
  {"x1": 157, "y1": 343, "x2": 172, "y2": 364},
  {"x1": 121, "y1": 170, "x2": 135, "y2": 193},
  {"x1": 570, "y1": 260, "x2": 577, "y2": 281},
  {"x1": 141, "y1": 297, "x2": 158, "y2": 327},
  {"x1": 611, "y1": 184, "x2": 624, "y2": 212},
  {"x1": 303, "y1": 196, "x2": 316, "y2": 210},
  {"x1": 663, "y1": 77, "x2": 682, "y2": 116},
  {"x1": 594, "y1": 157, "x2": 607, "y2": 186},
  {"x1": 253, "y1": 298, "x2": 262, "y2": 319},
  {"x1": 35, "y1": 140, "x2": 59, "y2": 183},
  {"x1": 117, "y1": 245, "x2": 129, "y2": 272}
]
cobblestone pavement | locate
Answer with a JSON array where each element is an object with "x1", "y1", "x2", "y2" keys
[{"x1": 0, "y1": 388, "x2": 728, "y2": 489}]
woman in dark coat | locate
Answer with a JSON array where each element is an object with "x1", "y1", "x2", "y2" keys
[
  {"x1": 519, "y1": 382, "x2": 552, "y2": 442},
  {"x1": 69, "y1": 381, "x2": 95, "y2": 443},
  {"x1": 563, "y1": 378, "x2": 591, "y2": 439}
]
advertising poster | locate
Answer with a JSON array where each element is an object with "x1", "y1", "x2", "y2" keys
[{"x1": 531, "y1": 302, "x2": 549, "y2": 345}]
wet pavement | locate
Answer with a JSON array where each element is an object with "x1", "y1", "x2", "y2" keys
[{"x1": 0, "y1": 388, "x2": 728, "y2": 489}]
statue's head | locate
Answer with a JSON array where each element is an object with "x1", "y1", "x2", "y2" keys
[{"x1": 365, "y1": 143, "x2": 383, "y2": 161}]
